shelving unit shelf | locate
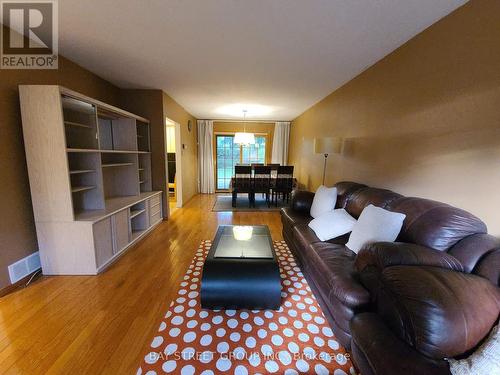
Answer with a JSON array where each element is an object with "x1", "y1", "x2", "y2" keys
[
  {"x1": 70, "y1": 169, "x2": 95, "y2": 175},
  {"x1": 102, "y1": 163, "x2": 134, "y2": 168},
  {"x1": 67, "y1": 148, "x2": 101, "y2": 153},
  {"x1": 71, "y1": 185, "x2": 96, "y2": 193},
  {"x1": 65, "y1": 121, "x2": 93, "y2": 129},
  {"x1": 130, "y1": 209, "x2": 146, "y2": 219},
  {"x1": 19, "y1": 85, "x2": 163, "y2": 276}
]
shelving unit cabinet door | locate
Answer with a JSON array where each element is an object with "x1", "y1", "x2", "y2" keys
[
  {"x1": 136, "y1": 121, "x2": 150, "y2": 152},
  {"x1": 93, "y1": 217, "x2": 113, "y2": 268},
  {"x1": 61, "y1": 96, "x2": 98, "y2": 150},
  {"x1": 112, "y1": 209, "x2": 130, "y2": 254},
  {"x1": 113, "y1": 118, "x2": 138, "y2": 151}
]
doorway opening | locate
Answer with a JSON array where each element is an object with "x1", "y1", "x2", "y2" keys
[{"x1": 165, "y1": 118, "x2": 182, "y2": 215}]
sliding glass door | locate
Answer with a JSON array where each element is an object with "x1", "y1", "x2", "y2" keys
[
  {"x1": 215, "y1": 134, "x2": 267, "y2": 190},
  {"x1": 242, "y1": 136, "x2": 266, "y2": 164},
  {"x1": 216, "y1": 135, "x2": 240, "y2": 190}
]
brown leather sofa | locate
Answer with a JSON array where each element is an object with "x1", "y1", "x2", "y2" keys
[{"x1": 280, "y1": 181, "x2": 500, "y2": 355}]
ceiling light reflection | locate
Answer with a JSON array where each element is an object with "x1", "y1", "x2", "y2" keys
[{"x1": 216, "y1": 103, "x2": 273, "y2": 118}]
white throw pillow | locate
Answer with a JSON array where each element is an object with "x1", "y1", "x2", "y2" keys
[
  {"x1": 448, "y1": 325, "x2": 500, "y2": 375},
  {"x1": 308, "y1": 209, "x2": 357, "y2": 241},
  {"x1": 346, "y1": 204, "x2": 406, "y2": 253},
  {"x1": 310, "y1": 185, "x2": 337, "y2": 218}
]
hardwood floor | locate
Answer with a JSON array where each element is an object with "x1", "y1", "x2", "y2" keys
[{"x1": 0, "y1": 194, "x2": 283, "y2": 374}]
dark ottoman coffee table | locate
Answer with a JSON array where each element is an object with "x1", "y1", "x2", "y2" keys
[{"x1": 201, "y1": 225, "x2": 281, "y2": 310}]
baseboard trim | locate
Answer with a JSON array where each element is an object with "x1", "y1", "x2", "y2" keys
[{"x1": 0, "y1": 269, "x2": 41, "y2": 298}]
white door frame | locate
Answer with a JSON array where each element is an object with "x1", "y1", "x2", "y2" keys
[{"x1": 165, "y1": 118, "x2": 183, "y2": 209}]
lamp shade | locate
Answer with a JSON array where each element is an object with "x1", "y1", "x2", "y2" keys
[
  {"x1": 234, "y1": 132, "x2": 255, "y2": 145},
  {"x1": 314, "y1": 137, "x2": 342, "y2": 154}
]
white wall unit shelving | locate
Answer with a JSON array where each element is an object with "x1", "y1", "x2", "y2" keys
[{"x1": 19, "y1": 85, "x2": 163, "y2": 275}]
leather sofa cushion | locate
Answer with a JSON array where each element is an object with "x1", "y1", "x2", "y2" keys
[
  {"x1": 281, "y1": 207, "x2": 312, "y2": 229},
  {"x1": 473, "y1": 249, "x2": 500, "y2": 286},
  {"x1": 307, "y1": 242, "x2": 370, "y2": 308},
  {"x1": 375, "y1": 266, "x2": 500, "y2": 359},
  {"x1": 293, "y1": 224, "x2": 322, "y2": 250},
  {"x1": 355, "y1": 242, "x2": 464, "y2": 274},
  {"x1": 448, "y1": 233, "x2": 500, "y2": 273},
  {"x1": 388, "y1": 197, "x2": 487, "y2": 252},
  {"x1": 327, "y1": 311, "x2": 353, "y2": 350},
  {"x1": 301, "y1": 264, "x2": 354, "y2": 349},
  {"x1": 351, "y1": 313, "x2": 451, "y2": 375},
  {"x1": 293, "y1": 223, "x2": 350, "y2": 249},
  {"x1": 345, "y1": 187, "x2": 403, "y2": 218},
  {"x1": 316, "y1": 289, "x2": 356, "y2": 333},
  {"x1": 334, "y1": 181, "x2": 367, "y2": 209},
  {"x1": 327, "y1": 232, "x2": 350, "y2": 246}
]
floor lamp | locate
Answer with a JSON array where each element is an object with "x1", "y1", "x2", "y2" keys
[{"x1": 314, "y1": 137, "x2": 342, "y2": 185}]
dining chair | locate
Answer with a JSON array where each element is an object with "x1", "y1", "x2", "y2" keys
[
  {"x1": 267, "y1": 163, "x2": 280, "y2": 179},
  {"x1": 251, "y1": 163, "x2": 264, "y2": 170},
  {"x1": 232, "y1": 165, "x2": 253, "y2": 207},
  {"x1": 253, "y1": 166, "x2": 272, "y2": 207},
  {"x1": 273, "y1": 166, "x2": 294, "y2": 206}
]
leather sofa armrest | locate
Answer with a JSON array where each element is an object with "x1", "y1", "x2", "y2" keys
[
  {"x1": 350, "y1": 313, "x2": 450, "y2": 375},
  {"x1": 290, "y1": 190, "x2": 315, "y2": 215},
  {"x1": 355, "y1": 242, "x2": 464, "y2": 274}
]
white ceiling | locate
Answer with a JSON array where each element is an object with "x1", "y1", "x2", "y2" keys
[{"x1": 59, "y1": 0, "x2": 467, "y2": 121}]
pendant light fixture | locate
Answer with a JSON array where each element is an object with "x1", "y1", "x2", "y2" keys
[{"x1": 234, "y1": 109, "x2": 255, "y2": 145}]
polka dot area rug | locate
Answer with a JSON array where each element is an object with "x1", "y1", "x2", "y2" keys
[{"x1": 138, "y1": 240, "x2": 357, "y2": 375}]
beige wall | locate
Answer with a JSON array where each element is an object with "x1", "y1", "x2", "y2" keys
[
  {"x1": 0, "y1": 54, "x2": 121, "y2": 289},
  {"x1": 213, "y1": 121, "x2": 275, "y2": 163},
  {"x1": 289, "y1": 0, "x2": 500, "y2": 235},
  {"x1": 163, "y1": 93, "x2": 198, "y2": 205}
]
